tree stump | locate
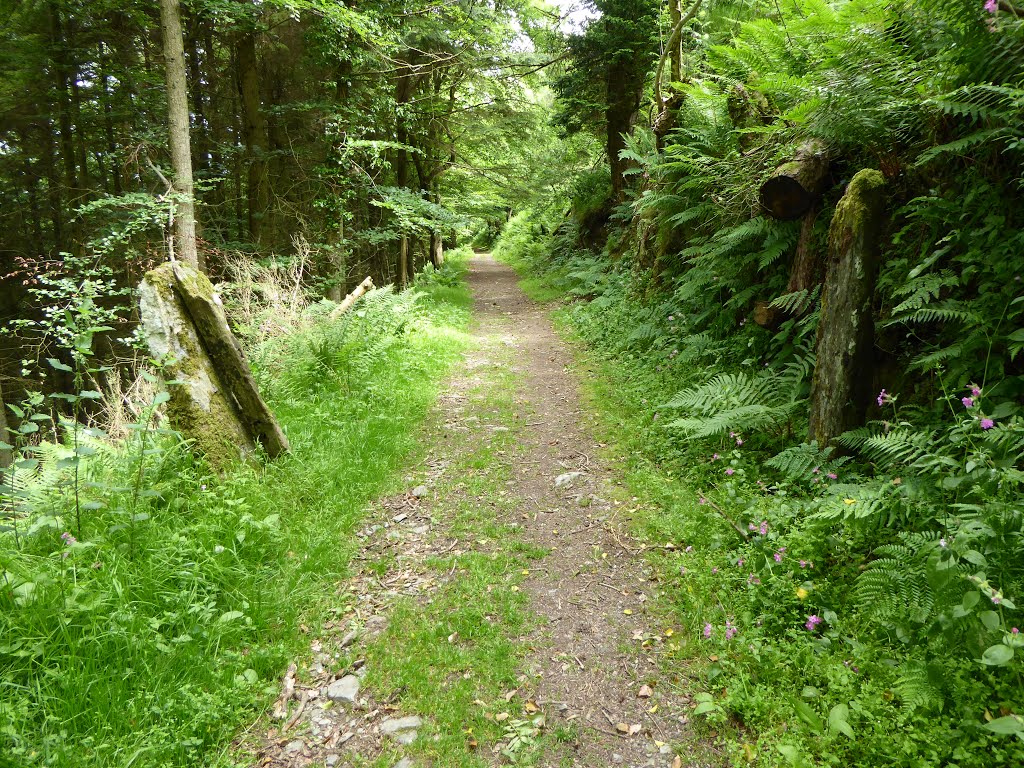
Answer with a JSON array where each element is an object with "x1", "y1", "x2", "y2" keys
[
  {"x1": 759, "y1": 141, "x2": 830, "y2": 220},
  {"x1": 138, "y1": 262, "x2": 289, "y2": 469},
  {"x1": 808, "y1": 170, "x2": 887, "y2": 446}
]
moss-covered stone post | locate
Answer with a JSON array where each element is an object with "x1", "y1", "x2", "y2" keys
[
  {"x1": 808, "y1": 169, "x2": 887, "y2": 447},
  {"x1": 138, "y1": 262, "x2": 289, "y2": 469}
]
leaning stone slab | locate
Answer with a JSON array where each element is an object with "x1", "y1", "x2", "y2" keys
[{"x1": 138, "y1": 262, "x2": 289, "y2": 468}]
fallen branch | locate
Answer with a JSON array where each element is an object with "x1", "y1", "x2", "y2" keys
[{"x1": 330, "y1": 276, "x2": 375, "y2": 319}]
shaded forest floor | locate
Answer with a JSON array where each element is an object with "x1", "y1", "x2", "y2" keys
[{"x1": 247, "y1": 256, "x2": 726, "y2": 768}]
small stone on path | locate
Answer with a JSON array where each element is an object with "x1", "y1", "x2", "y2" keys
[
  {"x1": 284, "y1": 739, "x2": 304, "y2": 754},
  {"x1": 554, "y1": 471, "x2": 584, "y2": 488},
  {"x1": 380, "y1": 715, "x2": 422, "y2": 745},
  {"x1": 393, "y1": 759, "x2": 415, "y2": 768},
  {"x1": 411, "y1": 485, "x2": 429, "y2": 498},
  {"x1": 326, "y1": 674, "x2": 360, "y2": 704}
]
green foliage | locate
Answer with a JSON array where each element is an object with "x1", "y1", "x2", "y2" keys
[{"x1": 0, "y1": 265, "x2": 472, "y2": 766}]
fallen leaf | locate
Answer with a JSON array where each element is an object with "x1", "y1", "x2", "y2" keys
[
  {"x1": 638, "y1": 685, "x2": 653, "y2": 699},
  {"x1": 616, "y1": 723, "x2": 630, "y2": 734},
  {"x1": 503, "y1": 689, "x2": 518, "y2": 701},
  {"x1": 495, "y1": 712, "x2": 509, "y2": 722},
  {"x1": 672, "y1": 757, "x2": 682, "y2": 768},
  {"x1": 623, "y1": 609, "x2": 633, "y2": 615},
  {"x1": 628, "y1": 723, "x2": 642, "y2": 736},
  {"x1": 664, "y1": 628, "x2": 674, "y2": 637},
  {"x1": 524, "y1": 700, "x2": 539, "y2": 714},
  {"x1": 648, "y1": 705, "x2": 658, "y2": 713}
]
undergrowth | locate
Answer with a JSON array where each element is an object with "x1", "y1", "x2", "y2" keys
[
  {"x1": 0, "y1": 252, "x2": 474, "y2": 767},
  {"x1": 495, "y1": 211, "x2": 1024, "y2": 767}
]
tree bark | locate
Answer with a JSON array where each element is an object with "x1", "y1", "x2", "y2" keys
[
  {"x1": 606, "y1": 62, "x2": 634, "y2": 202},
  {"x1": 808, "y1": 170, "x2": 887, "y2": 446},
  {"x1": 237, "y1": 30, "x2": 269, "y2": 246},
  {"x1": 753, "y1": 202, "x2": 823, "y2": 330},
  {"x1": 159, "y1": 0, "x2": 201, "y2": 270},
  {"x1": 759, "y1": 141, "x2": 830, "y2": 220}
]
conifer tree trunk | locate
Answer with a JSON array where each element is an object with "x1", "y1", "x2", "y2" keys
[
  {"x1": 808, "y1": 170, "x2": 887, "y2": 446},
  {"x1": 237, "y1": 31, "x2": 268, "y2": 246},
  {"x1": 159, "y1": 0, "x2": 201, "y2": 270}
]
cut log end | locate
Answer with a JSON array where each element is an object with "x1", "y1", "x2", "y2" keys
[{"x1": 759, "y1": 176, "x2": 814, "y2": 220}]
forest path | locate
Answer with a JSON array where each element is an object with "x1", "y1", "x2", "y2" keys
[
  {"x1": 251, "y1": 254, "x2": 717, "y2": 768},
  {"x1": 452, "y1": 254, "x2": 709, "y2": 768}
]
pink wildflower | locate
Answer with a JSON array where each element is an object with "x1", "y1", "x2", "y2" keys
[
  {"x1": 877, "y1": 389, "x2": 888, "y2": 407},
  {"x1": 725, "y1": 468, "x2": 735, "y2": 476},
  {"x1": 725, "y1": 621, "x2": 738, "y2": 640},
  {"x1": 805, "y1": 615, "x2": 823, "y2": 631},
  {"x1": 703, "y1": 623, "x2": 713, "y2": 639},
  {"x1": 971, "y1": 385, "x2": 982, "y2": 397},
  {"x1": 962, "y1": 397, "x2": 974, "y2": 408},
  {"x1": 827, "y1": 472, "x2": 838, "y2": 480},
  {"x1": 985, "y1": 0, "x2": 998, "y2": 12},
  {"x1": 736, "y1": 438, "x2": 743, "y2": 446},
  {"x1": 981, "y1": 418, "x2": 995, "y2": 430},
  {"x1": 759, "y1": 521, "x2": 769, "y2": 536}
]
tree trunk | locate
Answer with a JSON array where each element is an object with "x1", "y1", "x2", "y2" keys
[
  {"x1": 808, "y1": 170, "x2": 887, "y2": 446},
  {"x1": 237, "y1": 31, "x2": 268, "y2": 246},
  {"x1": 430, "y1": 231, "x2": 444, "y2": 268},
  {"x1": 753, "y1": 203, "x2": 823, "y2": 330},
  {"x1": 669, "y1": 0, "x2": 682, "y2": 84},
  {"x1": 759, "y1": 141, "x2": 830, "y2": 220},
  {"x1": 398, "y1": 237, "x2": 409, "y2": 288},
  {"x1": 159, "y1": 0, "x2": 201, "y2": 270},
  {"x1": 606, "y1": 62, "x2": 633, "y2": 201}
]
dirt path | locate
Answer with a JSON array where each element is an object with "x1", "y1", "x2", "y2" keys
[
  {"x1": 465, "y1": 255, "x2": 704, "y2": 768},
  {"x1": 250, "y1": 255, "x2": 718, "y2": 768}
]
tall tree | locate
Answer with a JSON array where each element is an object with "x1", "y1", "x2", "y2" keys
[
  {"x1": 158, "y1": 0, "x2": 200, "y2": 269},
  {"x1": 552, "y1": 0, "x2": 660, "y2": 201}
]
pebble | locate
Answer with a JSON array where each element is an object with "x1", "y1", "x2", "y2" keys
[
  {"x1": 380, "y1": 715, "x2": 422, "y2": 745},
  {"x1": 284, "y1": 739, "x2": 304, "y2": 754},
  {"x1": 325, "y1": 756, "x2": 340, "y2": 767},
  {"x1": 554, "y1": 471, "x2": 585, "y2": 488},
  {"x1": 411, "y1": 485, "x2": 429, "y2": 498},
  {"x1": 393, "y1": 759, "x2": 415, "y2": 768},
  {"x1": 612, "y1": 754, "x2": 624, "y2": 763},
  {"x1": 326, "y1": 675, "x2": 360, "y2": 704}
]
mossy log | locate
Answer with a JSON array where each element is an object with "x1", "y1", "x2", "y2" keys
[
  {"x1": 808, "y1": 169, "x2": 887, "y2": 447},
  {"x1": 138, "y1": 262, "x2": 289, "y2": 469},
  {"x1": 759, "y1": 141, "x2": 830, "y2": 220}
]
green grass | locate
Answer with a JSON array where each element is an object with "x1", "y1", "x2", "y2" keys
[
  {"x1": 0, "y1": 271, "x2": 473, "y2": 768},
  {"x1": 358, "y1": 324, "x2": 550, "y2": 768}
]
